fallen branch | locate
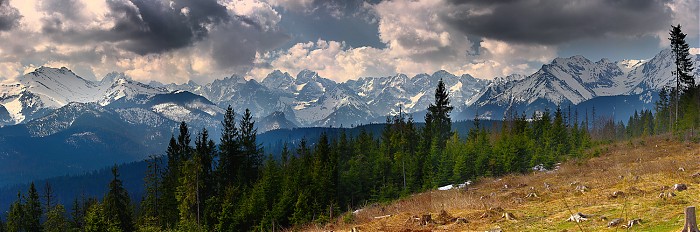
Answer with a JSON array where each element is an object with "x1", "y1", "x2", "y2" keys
[{"x1": 373, "y1": 214, "x2": 392, "y2": 219}]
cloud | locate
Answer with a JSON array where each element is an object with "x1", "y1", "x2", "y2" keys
[
  {"x1": 0, "y1": 0, "x2": 20, "y2": 31},
  {"x1": 101, "y1": 0, "x2": 230, "y2": 55},
  {"x1": 254, "y1": 39, "x2": 394, "y2": 82},
  {"x1": 0, "y1": 0, "x2": 291, "y2": 84},
  {"x1": 0, "y1": 0, "x2": 692, "y2": 85},
  {"x1": 252, "y1": 0, "x2": 557, "y2": 82},
  {"x1": 443, "y1": 0, "x2": 674, "y2": 45},
  {"x1": 662, "y1": 0, "x2": 699, "y2": 45},
  {"x1": 269, "y1": 0, "x2": 377, "y2": 20}
]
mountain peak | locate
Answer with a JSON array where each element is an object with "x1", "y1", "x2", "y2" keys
[
  {"x1": 552, "y1": 55, "x2": 590, "y2": 65},
  {"x1": 32, "y1": 66, "x2": 77, "y2": 77},
  {"x1": 100, "y1": 72, "x2": 131, "y2": 85},
  {"x1": 296, "y1": 69, "x2": 319, "y2": 81},
  {"x1": 220, "y1": 75, "x2": 246, "y2": 84},
  {"x1": 432, "y1": 70, "x2": 454, "y2": 77}
]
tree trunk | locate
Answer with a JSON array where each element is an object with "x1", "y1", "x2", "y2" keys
[{"x1": 683, "y1": 206, "x2": 700, "y2": 232}]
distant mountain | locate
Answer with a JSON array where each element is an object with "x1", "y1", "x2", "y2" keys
[
  {"x1": 466, "y1": 49, "x2": 700, "y2": 120},
  {"x1": 0, "y1": 102, "x2": 175, "y2": 186},
  {"x1": 0, "y1": 67, "x2": 169, "y2": 124},
  {"x1": 0, "y1": 48, "x2": 697, "y2": 187},
  {"x1": 257, "y1": 111, "x2": 297, "y2": 132}
]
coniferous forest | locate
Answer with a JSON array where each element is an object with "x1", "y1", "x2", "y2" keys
[{"x1": 1, "y1": 25, "x2": 699, "y2": 232}]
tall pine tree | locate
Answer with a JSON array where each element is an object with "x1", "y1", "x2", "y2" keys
[
  {"x1": 217, "y1": 106, "x2": 240, "y2": 188},
  {"x1": 670, "y1": 24, "x2": 696, "y2": 92},
  {"x1": 103, "y1": 166, "x2": 134, "y2": 232},
  {"x1": 425, "y1": 79, "x2": 454, "y2": 149},
  {"x1": 25, "y1": 182, "x2": 42, "y2": 232},
  {"x1": 239, "y1": 108, "x2": 261, "y2": 186}
]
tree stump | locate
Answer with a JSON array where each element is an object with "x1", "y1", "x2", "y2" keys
[
  {"x1": 420, "y1": 214, "x2": 432, "y2": 225},
  {"x1": 683, "y1": 206, "x2": 700, "y2": 232}
]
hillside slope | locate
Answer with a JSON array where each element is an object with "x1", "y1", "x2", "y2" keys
[{"x1": 321, "y1": 136, "x2": 700, "y2": 231}]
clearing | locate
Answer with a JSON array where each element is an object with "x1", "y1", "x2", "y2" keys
[{"x1": 309, "y1": 135, "x2": 700, "y2": 231}]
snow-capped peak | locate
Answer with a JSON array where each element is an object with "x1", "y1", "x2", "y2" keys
[
  {"x1": 617, "y1": 59, "x2": 646, "y2": 73},
  {"x1": 100, "y1": 72, "x2": 131, "y2": 85}
]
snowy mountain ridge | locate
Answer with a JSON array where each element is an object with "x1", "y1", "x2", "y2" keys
[
  {"x1": 0, "y1": 67, "x2": 169, "y2": 125},
  {"x1": 0, "y1": 48, "x2": 697, "y2": 129}
]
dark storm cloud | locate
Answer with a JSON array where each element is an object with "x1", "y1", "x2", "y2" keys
[
  {"x1": 105, "y1": 0, "x2": 230, "y2": 55},
  {"x1": 443, "y1": 0, "x2": 673, "y2": 45},
  {"x1": 277, "y1": 0, "x2": 384, "y2": 49},
  {"x1": 208, "y1": 19, "x2": 290, "y2": 69},
  {"x1": 0, "y1": 0, "x2": 20, "y2": 31}
]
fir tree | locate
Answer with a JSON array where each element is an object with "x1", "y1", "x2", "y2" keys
[
  {"x1": 217, "y1": 105, "x2": 240, "y2": 188},
  {"x1": 43, "y1": 204, "x2": 68, "y2": 232},
  {"x1": 42, "y1": 182, "x2": 55, "y2": 213},
  {"x1": 25, "y1": 182, "x2": 42, "y2": 232},
  {"x1": 177, "y1": 153, "x2": 203, "y2": 225},
  {"x1": 425, "y1": 79, "x2": 454, "y2": 149},
  {"x1": 194, "y1": 128, "x2": 217, "y2": 228},
  {"x1": 239, "y1": 108, "x2": 261, "y2": 186},
  {"x1": 670, "y1": 24, "x2": 696, "y2": 91},
  {"x1": 103, "y1": 166, "x2": 134, "y2": 232},
  {"x1": 139, "y1": 155, "x2": 162, "y2": 228},
  {"x1": 84, "y1": 203, "x2": 120, "y2": 232},
  {"x1": 6, "y1": 192, "x2": 23, "y2": 232}
]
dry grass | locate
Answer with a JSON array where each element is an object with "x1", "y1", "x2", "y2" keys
[{"x1": 303, "y1": 135, "x2": 700, "y2": 231}]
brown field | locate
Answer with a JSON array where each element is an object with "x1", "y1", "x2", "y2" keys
[{"x1": 301, "y1": 135, "x2": 700, "y2": 231}]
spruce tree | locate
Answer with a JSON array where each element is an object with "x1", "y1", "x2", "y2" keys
[
  {"x1": 669, "y1": 24, "x2": 696, "y2": 129},
  {"x1": 218, "y1": 105, "x2": 240, "y2": 188},
  {"x1": 161, "y1": 122, "x2": 192, "y2": 228},
  {"x1": 25, "y1": 182, "x2": 42, "y2": 232},
  {"x1": 43, "y1": 204, "x2": 68, "y2": 232},
  {"x1": 84, "y1": 203, "x2": 120, "y2": 232},
  {"x1": 42, "y1": 182, "x2": 55, "y2": 213},
  {"x1": 177, "y1": 153, "x2": 203, "y2": 225},
  {"x1": 194, "y1": 128, "x2": 217, "y2": 228},
  {"x1": 239, "y1": 108, "x2": 261, "y2": 185},
  {"x1": 6, "y1": 192, "x2": 23, "y2": 232},
  {"x1": 670, "y1": 24, "x2": 696, "y2": 91},
  {"x1": 425, "y1": 79, "x2": 454, "y2": 149},
  {"x1": 103, "y1": 166, "x2": 134, "y2": 232},
  {"x1": 177, "y1": 121, "x2": 192, "y2": 160},
  {"x1": 139, "y1": 155, "x2": 162, "y2": 228}
]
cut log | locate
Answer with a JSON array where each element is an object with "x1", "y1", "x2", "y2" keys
[
  {"x1": 420, "y1": 214, "x2": 432, "y2": 225},
  {"x1": 454, "y1": 217, "x2": 468, "y2": 224},
  {"x1": 683, "y1": 206, "x2": 700, "y2": 232},
  {"x1": 502, "y1": 212, "x2": 516, "y2": 220},
  {"x1": 434, "y1": 210, "x2": 454, "y2": 225},
  {"x1": 611, "y1": 191, "x2": 625, "y2": 198},
  {"x1": 659, "y1": 191, "x2": 676, "y2": 199},
  {"x1": 674, "y1": 183, "x2": 688, "y2": 191},
  {"x1": 567, "y1": 212, "x2": 589, "y2": 223},
  {"x1": 575, "y1": 185, "x2": 590, "y2": 192},
  {"x1": 625, "y1": 218, "x2": 642, "y2": 228},
  {"x1": 607, "y1": 218, "x2": 623, "y2": 227},
  {"x1": 525, "y1": 192, "x2": 539, "y2": 198}
]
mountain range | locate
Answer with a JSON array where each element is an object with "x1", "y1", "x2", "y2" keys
[{"x1": 0, "y1": 48, "x2": 698, "y2": 186}]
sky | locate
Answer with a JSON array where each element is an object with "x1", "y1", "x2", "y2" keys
[{"x1": 0, "y1": 0, "x2": 697, "y2": 84}]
